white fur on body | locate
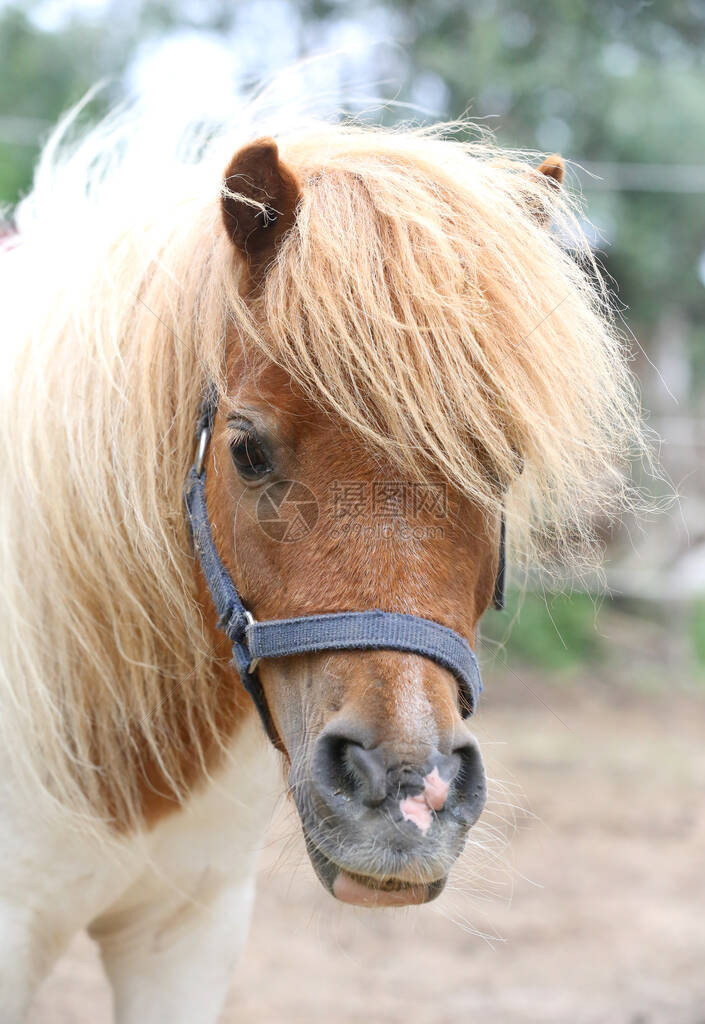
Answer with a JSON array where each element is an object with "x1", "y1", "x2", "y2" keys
[{"x1": 0, "y1": 715, "x2": 279, "y2": 1023}]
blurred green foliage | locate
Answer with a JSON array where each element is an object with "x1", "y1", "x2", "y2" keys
[
  {"x1": 480, "y1": 590, "x2": 705, "y2": 683},
  {"x1": 0, "y1": 7, "x2": 101, "y2": 202},
  {"x1": 691, "y1": 599, "x2": 705, "y2": 671},
  {"x1": 1, "y1": 0, "x2": 703, "y2": 363},
  {"x1": 482, "y1": 591, "x2": 604, "y2": 670},
  {"x1": 397, "y1": 0, "x2": 705, "y2": 343}
]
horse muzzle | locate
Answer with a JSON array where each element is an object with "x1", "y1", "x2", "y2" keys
[{"x1": 293, "y1": 722, "x2": 487, "y2": 907}]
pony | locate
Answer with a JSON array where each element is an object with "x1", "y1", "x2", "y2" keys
[{"x1": 0, "y1": 93, "x2": 646, "y2": 1022}]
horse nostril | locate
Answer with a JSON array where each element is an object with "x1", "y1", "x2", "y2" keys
[
  {"x1": 312, "y1": 730, "x2": 486, "y2": 824},
  {"x1": 451, "y1": 741, "x2": 487, "y2": 826},
  {"x1": 314, "y1": 733, "x2": 388, "y2": 807},
  {"x1": 345, "y1": 743, "x2": 388, "y2": 807}
]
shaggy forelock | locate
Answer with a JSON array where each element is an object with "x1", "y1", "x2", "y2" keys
[{"x1": 256, "y1": 125, "x2": 646, "y2": 570}]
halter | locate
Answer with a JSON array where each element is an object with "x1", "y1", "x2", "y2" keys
[{"x1": 184, "y1": 390, "x2": 505, "y2": 746}]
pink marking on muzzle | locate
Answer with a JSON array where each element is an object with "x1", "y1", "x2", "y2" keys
[
  {"x1": 399, "y1": 793, "x2": 432, "y2": 834},
  {"x1": 399, "y1": 767, "x2": 450, "y2": 834},
  {"x1": 423, "y1": 766, "x2": 450, "y2": 810}
]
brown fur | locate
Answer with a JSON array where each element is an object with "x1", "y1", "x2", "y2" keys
[{"x1": 130, "y1": 619, "x2": 254, "y2": 827}]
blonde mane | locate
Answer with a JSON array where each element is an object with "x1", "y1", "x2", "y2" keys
[{"x1": 0, "y1": 97, "x2": 648, "y2": 828}]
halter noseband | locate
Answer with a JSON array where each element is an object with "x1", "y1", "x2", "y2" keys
[{"x1": 184, "y1": 390, "x2": 505, "y2": 746}]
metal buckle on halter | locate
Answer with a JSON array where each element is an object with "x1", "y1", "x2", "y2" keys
[
  {"x1": 195, "y1": 427, "x2": 209, "y2": 477},
  {"x1": 244, "y1": 610, "x2": 260, "y2": 674}
]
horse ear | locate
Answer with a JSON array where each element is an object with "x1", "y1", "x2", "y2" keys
[
  {"x1": 536, "y1": 154, "x2": 565, "y2": 188},
  {"x1": 527, "y1": 154, "x2": 565, "y2": 225},
  {"x1": 221, "y1": 137, "x2": 301, "y2": 273}
]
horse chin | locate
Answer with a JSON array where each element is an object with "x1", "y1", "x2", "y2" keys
[{"x1": 303, "y1": 831, "x2": 447, "y2": 907}]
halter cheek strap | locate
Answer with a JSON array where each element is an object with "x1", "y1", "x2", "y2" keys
[
  {"x1": 184, "y1": 392, "x2": 504, "y2": 745},
  {"x1": 493, "y1": 513, "x2": 506, "y2": 611}
]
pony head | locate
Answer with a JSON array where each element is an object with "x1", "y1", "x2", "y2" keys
[
  {"x1": 194, "y1": 134, "x2": 594, "y2": 905},
  {"x1": 2, "y1": 106, "x2": 645, "y2": 905}
]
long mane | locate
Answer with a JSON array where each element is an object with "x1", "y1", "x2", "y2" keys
[{"x1": 0, "y1": 96, "x2": 648, "y2": 827}]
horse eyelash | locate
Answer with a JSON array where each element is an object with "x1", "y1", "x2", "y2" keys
[
  {"x1": 227, "y1": 425, "x2": 252, "y2": 444},
  {"x1": 226, "y1": 415, "x2": 253, "y2": 433},
  {"x1": 225, "y1": 419, "x2": 261, "y2": 448}
]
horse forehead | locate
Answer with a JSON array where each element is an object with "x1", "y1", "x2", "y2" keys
[
  {"x1": 229, "y1": 361, "x2": 491, "y2": 557},
  {"x1": 227, "y1": 374, "x2": 328, "y2": 449},
  {"x1": 268, "y1": 475, "x2": 485, "y2": 621},
  {"x1": 229, "y1": 359, "x2": 309, "y2": 416},
  {"x1": 229, "y1": 369, "x2": 371, "y2": 466}
]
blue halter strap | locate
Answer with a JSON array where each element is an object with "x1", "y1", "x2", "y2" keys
[{"x1": 184, "y1": 391, "x2": 501, "y2": 745}]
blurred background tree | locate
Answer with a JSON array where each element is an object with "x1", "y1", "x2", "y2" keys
[
  {"x1": 3, "y1": 0, "x2": 704, "y2": 367},
  {"x1": 1, "y1": 0, "x2": 704, "y2": 664}
]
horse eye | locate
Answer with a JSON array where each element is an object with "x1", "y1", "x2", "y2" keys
[{"x1": 230, "y1": 432, "x2": 272, "y2": 481}]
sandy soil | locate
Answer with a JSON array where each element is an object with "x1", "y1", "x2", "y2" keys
[{"x1": 27, "y1": 671, "x2": 705, "y2": 1024}]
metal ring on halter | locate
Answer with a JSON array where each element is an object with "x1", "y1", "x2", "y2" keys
[
  {"x1": 195, "y1": 428, "x2": 209, "y2": 477},
  {"x1": 244, "y1": 610, "x2": 260, "y2": 674}
]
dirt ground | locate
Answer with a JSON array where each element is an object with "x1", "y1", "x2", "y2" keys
[{"x1": 28, "y1": 670, "x2": 705, "y2": 1024}]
